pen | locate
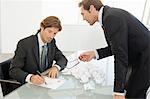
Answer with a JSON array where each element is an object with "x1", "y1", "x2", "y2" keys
[{"x1": 36, "y1": 70, "x2": 47, "y2": 85}]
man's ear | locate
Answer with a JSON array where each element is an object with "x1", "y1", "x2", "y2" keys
[
  {"x1": 41, "y1": 27, "x2": 44, "y2": 31},
  {"x1": 89, "y1": 5, "x2": 95, "y2": 13}
]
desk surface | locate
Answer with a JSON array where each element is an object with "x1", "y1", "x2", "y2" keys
[
  {"x1": 0, "y1": 53, "x2": 14, "y2": 63},
  {"x1": 4, "y1": 74, "x2": 113, "y2": 99}
]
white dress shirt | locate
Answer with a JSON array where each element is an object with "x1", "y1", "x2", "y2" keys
[{"x1": 94, "y1": 6, "x2": 104, "y2": 60}]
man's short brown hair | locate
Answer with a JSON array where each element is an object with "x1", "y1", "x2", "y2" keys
[
  {"x1": 40, "y1": 16, "x2": 62, "y2": 31},
  {"x1": 79, "y1": 0, "x2": 103, "y2": 11}
]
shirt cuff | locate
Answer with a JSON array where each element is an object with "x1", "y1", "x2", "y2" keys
[
  {"x1": 113, "y1": 92, "x2": 125, "y2": 96},
  {"x1": 25, "y1": 74, "x2": 33, "y2": 83},
  {"x1": 94, "y1": 50, "x2": 99, "y2": 59},
  {"x1": 53, "y1": 64, "x2": 61, "y2": 71}
]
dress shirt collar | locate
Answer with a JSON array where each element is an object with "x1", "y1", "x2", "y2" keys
[
  {"x1": 38, "y1": 33, "x2": 47, "y2": 47},
  {"x1": 98, "y1": 6, "x2": 104, "y2": 26}
]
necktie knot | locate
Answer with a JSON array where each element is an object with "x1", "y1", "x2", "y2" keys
[{"x1": 42, "y1": 45, "x2": 47, "y2": 49}]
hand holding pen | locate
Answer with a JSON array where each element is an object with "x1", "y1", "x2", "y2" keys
[
  {"x1": 30, "y1": 71, "x2": 47, "y2": 85},
  {"x1": 36, "y1": 71, "x2": 48, "y2": 85}
]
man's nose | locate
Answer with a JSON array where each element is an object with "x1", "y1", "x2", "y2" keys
[
  {"x1": 83, "y1": 16, "x2": 86, "y2": 20},
  {"x1": 50, "y1": 34, "x2": 55, "y2": 38},
  {"x1": 83, "y1": 17, "x2": 85, "y2": 20}
]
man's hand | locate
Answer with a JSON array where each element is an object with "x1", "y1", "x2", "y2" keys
[
  {"x1": 30, "y1": 75, "x2": 45, "y2": 85},
  {"x1": 48, "y1": 66, "x2": 59, "y2": 78},
  {"x1": 79, "y1": 51, "x2": 95, "y2": 62},
  {"x1": 113, "y1": 95, "x2": 125, "y2": 99}
]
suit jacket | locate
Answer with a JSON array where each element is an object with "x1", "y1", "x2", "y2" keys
[
  {"x1": 96, "y1": 6, "x2": 150, "y2": 97},
  {"x1": 9, "y1": 34, "x2": 67, "y2": 84}
]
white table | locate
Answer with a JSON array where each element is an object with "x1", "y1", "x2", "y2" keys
[{"x1": 4, "y1": 74, "x2": 113, "y2": 99}]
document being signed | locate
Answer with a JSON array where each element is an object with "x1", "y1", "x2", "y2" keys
[{"x1": 29, "y1": 76, "x2": 65, "y2": 89}]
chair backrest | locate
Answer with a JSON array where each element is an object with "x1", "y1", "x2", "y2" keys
[{"x1": 0, "y1": 59, "x2": 20, "y2": 96}]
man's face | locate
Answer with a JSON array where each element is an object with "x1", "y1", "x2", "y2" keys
[
  {"x1": 40, "y1": 27, "x2": 59, "y2": 43},
  {"x1": 80, "y1": 5, "x2": 97, "y2": 25}
]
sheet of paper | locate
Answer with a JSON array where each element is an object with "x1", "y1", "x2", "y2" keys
[
  {"x1": 29, "y1": 76, "x2": 65, "y2": 89},
  {"x1": 66, "y1": 52, "x2": 80, "y2": 69}
]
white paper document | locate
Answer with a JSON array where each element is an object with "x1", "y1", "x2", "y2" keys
[{"x1": 29, "y1": 76, "x2": 65, "y2": 89}]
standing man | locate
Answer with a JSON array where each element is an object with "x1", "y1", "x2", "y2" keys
[
  {"x1": 9, "y1": 16, "x2": 67, "y2": 85},
  {"x1": 78, "y1": 0, "x2": 150, "y2": 99}
]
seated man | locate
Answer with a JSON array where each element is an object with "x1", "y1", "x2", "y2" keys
[{"x1": 9, "y1": 16, "x2": 67, "y2": 85}]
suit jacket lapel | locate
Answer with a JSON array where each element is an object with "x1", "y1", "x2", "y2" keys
[
  {"x1": 47, "y1": 42, "x2": 52, "y2": 64},
  {"x1": 102, "y1": 5, "x2": 109, "y2": 29},
  {"x1": 101, "y1": 6, "x2": 112, "y2": 46},
  {"x1": 102, "y1": 6, "x2": 105, "y2": 28},
  {"x1": 33, "y1": 35, "x2": 40, "y2": 66}
]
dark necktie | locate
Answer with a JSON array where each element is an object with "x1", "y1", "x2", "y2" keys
[{"x1": 40, "y1": 45, "x2": 48, "y2": 72}]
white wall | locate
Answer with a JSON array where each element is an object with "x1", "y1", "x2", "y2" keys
[
  {"x1": 1, "y1": 0, "x2": 42, "y2": 53},
  {"x1": 111, "y1": 0, "x2": 145, "y2": 20},
  {"x1": 41, "y1": 0, "x2": 79, "y2": 25},
  {"x1": 55, "y1": 25, "x2": 107, "y2": 51}
]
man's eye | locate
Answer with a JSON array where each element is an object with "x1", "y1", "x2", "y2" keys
[{"x1": 48, "y1": 30, "x2": 52, "y2": 33}]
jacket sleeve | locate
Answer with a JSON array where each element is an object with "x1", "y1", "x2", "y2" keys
[
  {"x1": 104, "y1": 15, "x2": 128, "y2": 93},
  {"x1": 53, "y1": 39, "x2": 68, "y2": 71},
  {"x1": 96, "y1": 45, "x2": 113, "y2": 59},
  {"x1": 9, "y1": 40, "x2": 28, "y2": 84}
]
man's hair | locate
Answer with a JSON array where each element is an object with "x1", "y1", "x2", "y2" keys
[
  {"x1": 37, "y1": 16, "x2": 62, "y2": 33},
  {"x1": 79, "y1": 0, "x2": 103, "y2": 11}
]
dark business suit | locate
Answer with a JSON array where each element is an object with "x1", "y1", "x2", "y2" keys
[
  {"x1": 96, "y1": 6, "x2": 150, "y2": 98},
  {"x1": 9, "y1": 34, "x2": 67, "y2": 84}
]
